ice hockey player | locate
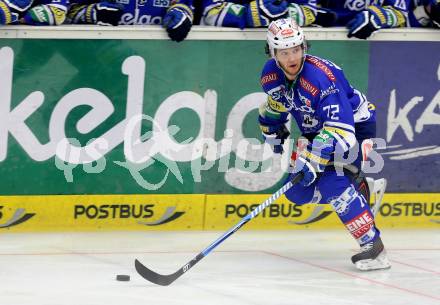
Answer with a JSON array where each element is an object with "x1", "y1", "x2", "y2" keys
[
  {"x1": 0, "y1": 0, "x2": 68, "y2": 25},
  {"x1": 65, "y1": 0, "x2": 195, "y2": 42},
  {"x1": 201, "y1": 0, "x2": 318, "y2": 28},
  {"x1": 314, "y1": 0, "x2": 410, "y2": 39},
  {"x1": 259, "y1": 17, "x2": 391, "y2": 270}
]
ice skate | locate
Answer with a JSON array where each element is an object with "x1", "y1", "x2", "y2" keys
[{"x1": 351, "y1": 237, "x2": 391, "y2": 271}]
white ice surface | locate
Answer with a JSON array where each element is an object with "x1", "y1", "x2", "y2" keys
[{"x1": 0, "y1": 230, "x2": 439, "y2": 305}]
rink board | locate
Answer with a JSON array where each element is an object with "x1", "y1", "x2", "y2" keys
[
  {"x1": 0, "y1": 35, "x2": 438, "y2": 198},
  {"x1": 0, "y1": 28, "x2": 439, "y2": 233},
  {"x1": 0, "y1": 194, "x2": 205, "y2": 231},
  {"x1": 0, "y1": 193, "x2": 438, "y2": 232},
  {"x1": 205, "y1": 193, "x2": 440, "y2": 230}
]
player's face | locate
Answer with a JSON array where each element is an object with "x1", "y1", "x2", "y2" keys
[{"x1": 275, "y1": 46, "x2": 303, "y2": 80}]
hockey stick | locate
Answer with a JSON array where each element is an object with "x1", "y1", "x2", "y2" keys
[{"x1": 134, "y1": 172, "x2": 304, "y2": 286}]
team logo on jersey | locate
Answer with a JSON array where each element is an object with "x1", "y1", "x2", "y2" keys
[
  {"x1": 286, "y1": 89, "x2": 315, "y2": 114},
  {"x1": 345, "y1": 210, "x2": 374, "y2": 239},
  {"x1": 261, "y1": 73, "x2": 278, "y2": 85},
  {"x1": 329, "y1": 186, "x2": 357, "y2": 216},
  {"x1": 297, "y1": 90, "x2": 313, "y2": 109},
  {"x1": 284, "y1": 88, "x2": 296, "y2": 111},
  {"x1": 306, "y1": 57, "x2": 336, "y2": 81},
  {"x1": 267, "y1": 86, "x2": 284, "y2": 101},
  {"x1": 299, "y1": 77, "x2": 319, "y2": 97}
]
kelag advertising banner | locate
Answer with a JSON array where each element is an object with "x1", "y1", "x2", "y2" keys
[
  {"x1": 0, "y1": 40, "x2": 368, "y2": 195},
  {"x1": 0, "y1": 39, "x2": 438, "y2": 195}
]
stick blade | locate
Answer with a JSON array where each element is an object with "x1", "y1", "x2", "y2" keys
[{"x1": 134, "y1": 259, "x2": 179, "y2": 286}]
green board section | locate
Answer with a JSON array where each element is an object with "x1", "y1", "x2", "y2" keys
[{"x1": 0, "y1": 39, "x2": 369, "y2": 195}]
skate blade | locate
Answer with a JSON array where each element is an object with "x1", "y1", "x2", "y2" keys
[{"x1": 355, "y1": 253, "x2": 391, "y2": 271}]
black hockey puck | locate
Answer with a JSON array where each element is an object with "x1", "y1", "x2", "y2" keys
[{"x1": 116, "y1": 274, "x2": 130, "y2": 281}]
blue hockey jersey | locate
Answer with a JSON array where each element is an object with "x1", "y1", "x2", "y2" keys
[
  {"x1": 117, "y1": 0, "x2": 188, "y2": 24},
  {"x1": 259, "y1": 54, "x2": 375, "y2": 153}
]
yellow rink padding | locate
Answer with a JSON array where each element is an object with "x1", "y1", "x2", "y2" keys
[
  {"x1": 0, "y1": 193, "x2": 438, "y2": 232},
  {"x1": 205, "y1": 193, "x2": 440, "y2": 230},
  {"x1": 0, "y1": 194, "x2": 205, "y2": 232}
]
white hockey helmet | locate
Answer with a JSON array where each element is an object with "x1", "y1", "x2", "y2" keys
[{"x1": 267, "y1": 17, "x2": 306, "y2": 58}]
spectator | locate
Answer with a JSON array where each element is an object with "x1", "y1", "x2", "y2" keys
[
  {"x1": 314, "y1": 0, "x2": 410, "y2": 39},
  {"x1": 201, "y1": 0, "x2": 318, "y2": 28},
  {"x1": 65, "y1": 0, "x2": 195, "y2": 42}
]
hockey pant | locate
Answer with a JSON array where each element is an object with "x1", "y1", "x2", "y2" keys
[{"x1": 285, "y1": 125, "x2": 382, "y2": 246}]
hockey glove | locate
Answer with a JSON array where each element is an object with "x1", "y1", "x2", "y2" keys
[
  {"x1": 347, "y1": 8, "x2": 382, "y2": 39},
  {"x1": 291, "y1": 132, "x2": 333, "y2": 186},
  {"x1": 94, "y1": 2, "x2": 123, "y2": 26},
  {"x1": 0, "y1": 0, "x2": 19, "y2": 24},
  {"x1": 66, "y1": 2, "x2": 122, "y2": 25},
  {"x1": 347, "y1": 5, "x2": 406, "y2": 39},
  {"x1": 262, "y1": 124, "x2": 290, "y2": 154},
  {"x1": 314, "y1": 6, "x2": 338, "y2": 27},
  {"x1": 245, "y1": 0, "x2": 287, "y2": 27},
  {"x1": 258, "y1": 0, "x2": 288, "y2": 18},
  {"x1": 430, "y1": 3, "x2": 440, "y2": 27},
  {"x1": 287, "y1": 3, "x2": 316, "y2": 26},
  {"x1": 21, "y1": 4, "x2": 67, "y2": 25},
  {"x1": 163, "y1": 4, "x2": 193, "y2": 42}
]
